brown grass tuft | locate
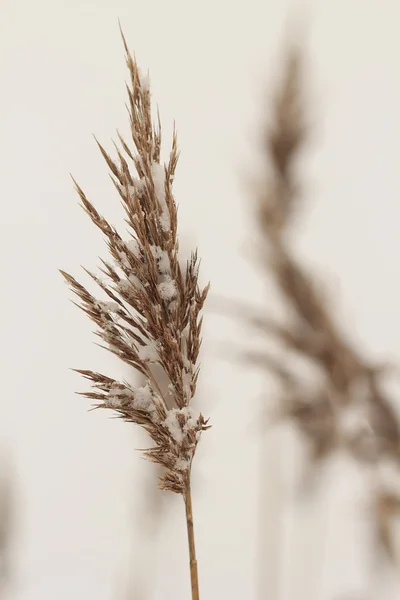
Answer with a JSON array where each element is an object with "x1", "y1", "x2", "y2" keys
[
  {"x1": 250, "y1": 45, "x2": 400, "y2": 563},
  {"x1": 61, "y1": 28, "x2": 210, "y2": 600}
]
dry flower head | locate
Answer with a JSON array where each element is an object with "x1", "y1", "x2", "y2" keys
[
  {"x1": 244, "y1": 47, "x2": 400, "y2": 561},
  {"x1": 61, "y1": 31, "x2": 210, "y2": 495}
]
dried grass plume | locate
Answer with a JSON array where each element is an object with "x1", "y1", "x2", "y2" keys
[
  {"x1": 60, "y1": 28, "x2": 210, "y2": 600},
  {"x1": 250, "y1": 46, "x2": 400, "y2": 564}
]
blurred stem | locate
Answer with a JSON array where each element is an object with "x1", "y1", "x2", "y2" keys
[
  {"x1": 184, "y1": 480, "x2": 200, "y2": 600},
  {"x1": 257, "y1": 428, "x2": 282, "y2": 600}
]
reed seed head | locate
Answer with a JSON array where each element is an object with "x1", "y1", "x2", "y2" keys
[
  {"x1": 61, "y1": 30, "x2": 210, "y2": 494},
  {"x1": 250, "y1": 45, "x2": 400, "y2": 559}
]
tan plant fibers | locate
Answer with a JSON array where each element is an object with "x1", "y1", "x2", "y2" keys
[
  {"x1": 249, "y1": 47, "x2": 400, "y2": 563},
  {"x1": 61, "y1": 29, "x2": 209, "y2": 600}
]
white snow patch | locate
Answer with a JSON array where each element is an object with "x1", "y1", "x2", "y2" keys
[
  {"x1": 132, "y1": 384, "x2": 155, "y2": 412},
  {"x1": 164, "y1": 409, "x2": 184, "y2": 443},
  {"x1": 138, "y1": 339, "x2": 160, "y2": 363},
  {"x1": 117, "y1": 250, "x2": 131, "y2": 269},
  {"x1": 128, "y1": 178, "x2": 146, "y2": 197},
  {"x1": 163, "y1": 407, "x2": 200, "y2": 443},
  {"x1": 107, "y1": 383, "x2": 133, "y2": 407},
  {"x1": 125, "y1": 238, "x2": 141, "y2": 258},
  {"x1": 158, "y1": 277, "x2": 177, "y2": 301},
  {"x1": 151, "y1": 162, "x2": 171, "y2": 233},
  {"x1": 151, "y1": 163, "x2": 166, "y2": 201},
  {"x1": 150, "y1": 245, "x2": 170, "y2": 274},
  {"x1": 159, "y1": 208, "x2": 171, "y2": 233},
  {"x1": 174, "y1": 458, "x2": 190, "y2": 471},
  {"x1": 183, "y1": 406, "x2": 198, "y2": 430},
  {"x1": 107, "y1": 396, "x2": 121, "y2": 407},
  {"x1": 95, "y1": 300, "x2": 120, "y2": 314},
  {"x1": 168, "y1": 299, "x2": 178, "y2": 313},
  {"x1": 138, "y1": 68, "x2": 150, "y2": 92}
]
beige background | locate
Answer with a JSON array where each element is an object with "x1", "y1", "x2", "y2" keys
[{"x1": 1, "y1": 0, "x2": 400, "y2": 598}]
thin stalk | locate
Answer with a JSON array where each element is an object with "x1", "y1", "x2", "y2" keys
[{"x1": 184, "y1": 480, "x2": 200, "y2": 600}]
